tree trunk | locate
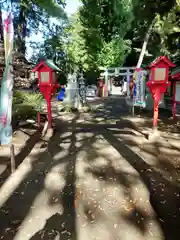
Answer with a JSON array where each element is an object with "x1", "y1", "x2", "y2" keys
[
  {"x1": 136, "y1": 19, "x2": 155, "y2": 68},
  {"x1": 132, "y1": 18, "x2": 155, "y2": 116},
  {"x1": 0, "y1": 7, "x2": 5, "y2": 76},
  {"x1": 0, "y1": 7, "x2": 3, "y2": 42},
  {"x1": 16, "y1": 5, "x2": 27, "y2": 55}
]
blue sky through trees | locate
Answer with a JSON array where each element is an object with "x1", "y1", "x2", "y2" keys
[{"x1": 26, "y1": 0, "x2": 82, "y2": 58}]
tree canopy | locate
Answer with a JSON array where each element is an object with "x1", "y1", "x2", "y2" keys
[
  {"x1": 0, "y1": 0, "x2": 179, "y2": 74},
  {"x1": 124, "y1": 0, "x2": 179, "y2": 66},
  {"x1": 1, "y1": 0, "x2": 67, "y2": 54}
]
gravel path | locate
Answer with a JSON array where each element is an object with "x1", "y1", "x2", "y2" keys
[{"x1": 0, "y1": 96, "x2": 180, "y2": 239}]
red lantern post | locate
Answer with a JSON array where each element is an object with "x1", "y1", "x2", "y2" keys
[
  {"x1": 32, "y1": 60, "x2": 60, "y2": 129},
  {"x1": 146, "y1": 56, "x2": 175, "y2": 137},
  {"x1": 129, "y1": 78, "x2": 134, "y2": 100},
  {"x1": 99, "y1": 78, "x2": 104, "y2": 97}
]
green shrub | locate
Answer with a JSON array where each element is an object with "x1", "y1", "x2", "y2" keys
[
  {"x1": 13, "y1": 104, "x2": 37, "y2": 121},
  {"x1": 13, "y1": 91, "x2": 25, "y2": 104},
  {"x1": 13, "y1": 91, "x2": 44, "y2": 120}
]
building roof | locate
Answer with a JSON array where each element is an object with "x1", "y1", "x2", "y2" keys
[
  {"x1": 171, "y1": 66, "x2": 180, "y2": 75},
  {"x1": 45, "y1": 59, "x2": 62, "y2": 71},
  {"x1": 170, "y1": 66, "x2": 180, "y2": 80},
  {"x1": 32, "y1": 59, "x2": 62, "y2": 72},
  {"x1": 148, "y1": 56, "x2": 175, "y2": 68}
]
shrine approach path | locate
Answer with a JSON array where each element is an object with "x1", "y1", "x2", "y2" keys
[{"x1": 0, "y1": 96, "x2": 180, "y2": 239}]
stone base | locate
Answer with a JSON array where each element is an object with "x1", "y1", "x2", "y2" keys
[
  {"x1": 147, "y1": 129, "x2": 160, "y2": 142},
  {"x1": 43, "y1": 128, "x2": 54, "y2": 141},
  {"x1": 42, "y1": 121, "x2": 48, "y2": 137},
  {"x1": 79, "y1": 105, "x2": 90, "y2": 113},
  {"x1": 41, "y1": 121, "x2": 55, "y2": 141}
]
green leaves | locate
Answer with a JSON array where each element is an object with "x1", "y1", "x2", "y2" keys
[
  {"x1": 124, "y1": 0, "x2": 179, "y2": 66},
  {"x1": 66, "y1": 12, "x2": 93, "y2": 71},
  {"x1": 13, "y1": 91, "x2": 44, "y2": 120},
  {"x1": 80, "y1": 0, "x2": 133, "y2": 41},
  {"x1": 34, "y1": 0, "x2": 67, "y2": 19},
  {"x1": 97, "y1": 39, "x2": 131, "y2": 67},
  {"x1": 11, "y1": 0, "x2": 67, "y2": 55},
  {"x1": 73, "y1": 0, "x2": 134, "y2": 69}
]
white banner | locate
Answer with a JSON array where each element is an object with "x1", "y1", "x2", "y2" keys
[
  {"x1": 133, "y1": 70, "x2": 147, "y2": 107},
  {"x1": 0, "y1": 12, "x2": 14, "y2": 145}
]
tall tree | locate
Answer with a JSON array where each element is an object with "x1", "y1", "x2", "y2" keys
[
  {"x1": 79, "y1": 0, "x2": 134, "y2": 68},
  {"x1": 154, "y1": 1, "x2": 180, "y2": 64},
  {"x1": 124, "y1": 0, "x2": 178, "y2": 66},
  {"x1": 30, "y1": 20, "x2": 69, "y2": 69},
  {"x1": 66, "y1": 12, "x2": 94, "y2": 72},
  {"x1": 11, "y1": 0, "x2": 67, "y2": 54}
]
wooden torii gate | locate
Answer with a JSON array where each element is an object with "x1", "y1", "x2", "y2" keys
[{"x1": 99, "y1": 67, "x2": 136, "y2": 95}]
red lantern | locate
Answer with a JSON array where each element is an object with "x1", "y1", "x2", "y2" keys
[
  {"x1": 146, "y1": 56, "x2": 175, "y2": 130},
  {"x1": 129, "y1": 79, "x2": 134, "y2": 100},
  {"x1": 99, "y1": 78, "x2": 104, "y2": 97},
  {"x1": 170, "y1": 69, "x2": 180, "y2": 119},
  {"x1": 32, "y1": 60, "x2": 61, "y2": 128},
  {"x1": 99, "y1": 79, "x2": 104, "y2": 87}
]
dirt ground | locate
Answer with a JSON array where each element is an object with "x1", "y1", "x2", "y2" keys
[{"x1": 0, "y1": 96, "x2": 180, "y2": 239}]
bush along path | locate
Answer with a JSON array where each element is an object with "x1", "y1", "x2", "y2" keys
[
  {"x1": 12, "y1": 90, "x2": 45, "y2": 129},
  {"x1": 0, "y1": 91, "x2": 46, "y2": 185},
  {"x1": 0, "y1": 96, "x2": 180, "y2": 239}
]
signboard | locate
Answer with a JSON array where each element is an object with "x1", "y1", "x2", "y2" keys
[
  {"x1": 154, "y1": 68, "x2": 166, "y2": 81},
  {"x1": 40, "y1": 72, "x2": 49, "y2": 83},
  {"x1": 133, "y1": 70, "x2": 147, "y2": 107},
  {"x1": 79, "y1": 78, "x2": 86, "y2": 103},
  {"x1": 175, "y1": 82, "x2": 180, "y2": 102}
]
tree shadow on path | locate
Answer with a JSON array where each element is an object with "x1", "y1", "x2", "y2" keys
[
  {"x1": 102, "y1": 129, "x2": 180, "y2": 240},
  {"x1": 30, "y1": 156, "x2": 76, "y2": 240},
  {"x1": 0, "y1": 115, "x2": 80, "y2": 239},
  {"x1": 30, "y1": 116, "x2": 79, "y2": 240},
  {"x1": 0, "y1": 112, "x2": 102, "y2": 239},
  {"x1": 0, "y1": 131, "x2": 41, "y2": 189}
]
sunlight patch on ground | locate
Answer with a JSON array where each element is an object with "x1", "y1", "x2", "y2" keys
[
  {"x1": 96, "y1": 117, "x2": 106, "y2": 122},
  {"x1": 53, "y1": 149, "x2": 69, "y2": 161},
  {"x1": 158, "y1": 146, "x2": 180, "y2": 157},
  {"x1": 60, "y1": 131, "x2": 72, "y2": 139},
  {"x1": 118, "y1": 134, "x2": 146, "y2": 145},
  {"x1": 14, "y1": 163, "x2": 66, "y2": 239},
  {"x1": 122, "y1": 116, "x2": 148, "y2": 123},
  {"x1": 0, "y1": 161, "x2": 33, "y2": 208},
  {"x1": 92, "y1": 138, "x2": 109, "y2": 149},
  {"x1": 14, "y1": 190, "x2": 63, "y2": 240},
  {"x1": 166, "y1": 138, "x2": 180, "y2": 150},
  {"x1": 76, "y1": 147, "x2": 163, "y2": 239},
  {"x1": 83, "y1": 132, "x2": 94, "y2": 138},
  {"x1": 90, "y1": 156, "x2": 109, "y2": 169},
  {"x1": 44, "y1": 165, "x2": 66, "y2": 192},
  {"x1": 76, "y1": 150, "x2": 89, "y2": 178}
]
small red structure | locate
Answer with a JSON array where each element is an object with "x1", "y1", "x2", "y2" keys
[
  {"x1": 32, "y1": 59, "x2": 61, "y2": 128},
  {"x1": 146, "y1": 56, "x2": 175, "y2": 131},
  {"x1": 99, "y1": 79, "x2": 104, "y2": 87},
  {"x1": 129, "y1": 78, "x2": 134, "y2": 100},
  {"x1": 170, "y1": 67, "x2": 180, "y2": 119},
  {"x1": 98, "y1": 78, "x2": 104, "y2": 97}
]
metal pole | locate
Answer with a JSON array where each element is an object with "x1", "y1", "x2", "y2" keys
[
  {"x1": 10, "y1": 144, "x2": 15, "y2": 172},
  {"x1": 47, "y1": 98, "x2": 52, "y2": 129},
  {"x1": 104, "y1": 70, "x2": 108, "y2": 97}
]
